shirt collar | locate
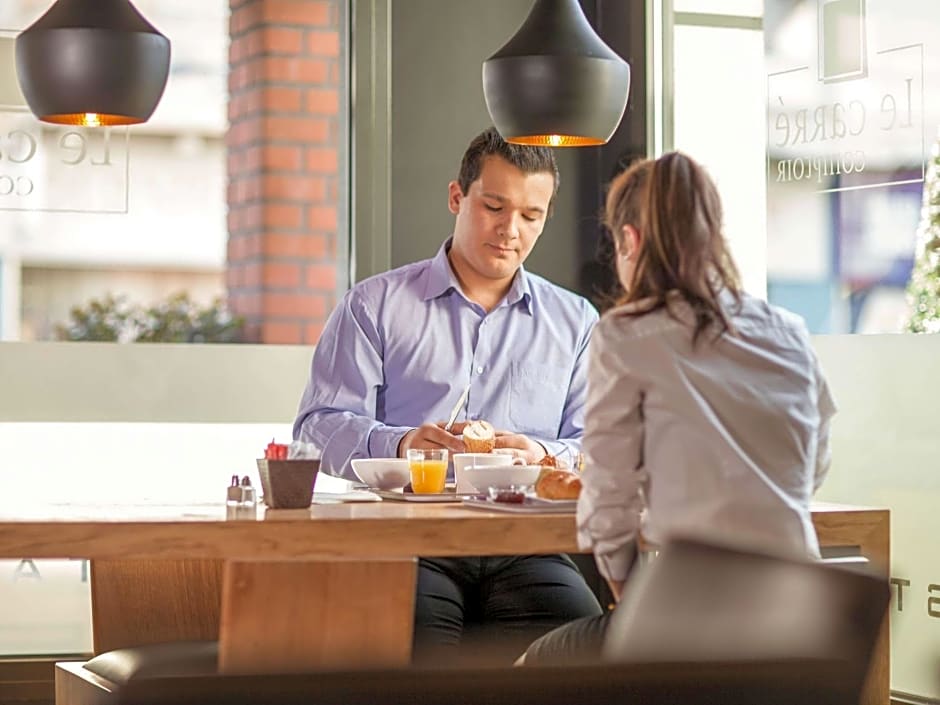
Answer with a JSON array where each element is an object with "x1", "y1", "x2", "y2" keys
[
  {"x1": 422, "y1": 239, "x2": 533, "y2": 314},
  {"x1": 505, "y1": 264, "x2": 534, "y2": 314},
  {"x1": 421, "y1": 240, "x2": 461, "y2": 301}
]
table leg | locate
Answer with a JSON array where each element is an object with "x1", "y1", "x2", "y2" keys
[
  {"x1": 218, "y1": 557, "x2": 417, "y2": 673},
  {"x1": 90, "y1": 559, "x2": 223, "y2": 654},
  {"x1": 814, "y1": 509, "x2": 890, "y2": 705},
  {"x1": 858, "y1": 512, "x2": 890, "y2": 705}
]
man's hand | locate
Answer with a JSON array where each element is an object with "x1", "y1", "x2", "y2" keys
[
  {"x1": 493, "y1": 429, "x2": 547, "y2": 463},
  {"x1": 397, "y1": 422, "x2": 465, "y2": 458},
  {"x1": 441, "y1": 422, "x2": 548, "y2": 464}
]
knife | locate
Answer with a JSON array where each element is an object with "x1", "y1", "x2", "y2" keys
[{"x1": 443, "y1": 382, "x2": 471, "y2": 433}]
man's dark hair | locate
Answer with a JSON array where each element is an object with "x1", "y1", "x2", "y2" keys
[{"x1": 457, "y1": 127, "x2": 560, "y2": 213}]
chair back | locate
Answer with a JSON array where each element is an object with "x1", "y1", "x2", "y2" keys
[{"x1": 603, "y1": 537, "x2": 888, "y2": 697}]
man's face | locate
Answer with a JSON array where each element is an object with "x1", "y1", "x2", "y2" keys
[{"x1": 448, "y1": 155, "x2": 555, "y2": 282}]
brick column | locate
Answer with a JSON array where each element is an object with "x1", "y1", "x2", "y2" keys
[{"x1": 227, "y1": 0, "x2": 342, "y2": 344}]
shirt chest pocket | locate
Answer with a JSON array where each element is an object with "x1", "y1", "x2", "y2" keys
[{"x1": 508, "y1": 361, "x2": 568, "y2": 436}]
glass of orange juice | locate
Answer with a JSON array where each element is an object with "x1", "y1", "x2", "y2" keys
[{"x1": 407, "y1": 448, "x2": 448, "y2": 494}]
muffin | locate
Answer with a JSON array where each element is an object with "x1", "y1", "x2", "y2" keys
[{"x1": 463, "y1": 420, "x2": 496, "y2": 453}]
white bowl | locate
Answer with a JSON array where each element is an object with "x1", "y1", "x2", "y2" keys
[
  {"x1": 351, "y1": 458, "x2": 411, "y2": 489},
  {"x1": 462, "y1": 464, "x2": 541, "y2": 492}
]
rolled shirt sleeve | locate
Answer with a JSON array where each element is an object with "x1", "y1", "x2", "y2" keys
[{"x1": 293, "y1": 290, "x2": 408, "y2": 480}]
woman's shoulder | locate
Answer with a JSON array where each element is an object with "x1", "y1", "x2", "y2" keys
[
  {"x1": 596, "y1": 298, "x2": 683, "y2": 341},
  {"x1": 733, "y1": 292, "x2": 810, "y2": 337}
]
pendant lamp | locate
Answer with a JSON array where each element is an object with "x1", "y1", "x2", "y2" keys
[
  {"x1": 15, "y1": 0, "x2": 171, "y2": 127},
  {"x1": 483, "y1": 0, "x2": 630, "y2": 147}
]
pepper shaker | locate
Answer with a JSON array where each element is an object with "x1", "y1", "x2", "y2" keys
[{"x1": 239, "y1": 475, "x2": 257, "y2": 515}]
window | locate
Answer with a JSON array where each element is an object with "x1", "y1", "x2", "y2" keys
[
  {"x1": 0, "y1": 0, "x2": 350, "y2": 658},
  {"x1": 653, "y1": 5, "x2": 766, "y2": 295},
  {"x1": 0, "y1": 1, "x2": 230, "y2": 343},
  {"x1": 672, "y1": 20, "x2": 767, "y2": 295}
]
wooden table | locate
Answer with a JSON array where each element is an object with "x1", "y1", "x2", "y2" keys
[{"x1": 0, "y1": 501, "x2": 890, "y2": 703}]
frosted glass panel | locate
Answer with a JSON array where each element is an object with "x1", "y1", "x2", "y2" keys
[
  {"x1": 0, "y1": 423, "x2": 294, "y2": 504},
  {"x1": 812, "y1": 335, "x2": 940, "y2": 701},
  {"x1": 0, "y1": 559, "x2": 93, "y2": 656},
  {"x1": 0, "y1": 421, "x2": 349, "y2": 657}
]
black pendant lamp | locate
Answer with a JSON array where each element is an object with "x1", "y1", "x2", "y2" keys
[
  {"x1": 15, "y1": 0, "x2": 171, "y2": 127},
  {"x1": 483, "y1": 0, "x2": 630, "y2": 147}
]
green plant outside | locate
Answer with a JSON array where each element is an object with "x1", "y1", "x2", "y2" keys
[{"x1": 56, "y1": 292, "x2": 244, "y2": 343}]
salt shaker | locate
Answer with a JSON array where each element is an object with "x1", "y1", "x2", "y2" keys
[{"x1": 226, "y1": 475, "x2": 241, "y2": 519}]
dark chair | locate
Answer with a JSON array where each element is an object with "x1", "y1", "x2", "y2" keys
[{"x1": 603, "y1": 536, "x2": 889, "y2": 699}]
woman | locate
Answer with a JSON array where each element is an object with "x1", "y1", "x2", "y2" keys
[{"x1": 523, "y1": 151, "x2": 836, "y2": 664}]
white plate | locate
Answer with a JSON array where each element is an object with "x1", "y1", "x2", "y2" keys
[
  {"x1": 374, "y1": 489, "x2": 475, "y2": 503},
  {"x1": 526, "y1": 495, "x2": 578, "y2": 508},
  {"x1": 461, "y1": 498, "x2": 577, "y2": 514},
  {"x1": 311, "y1": 490, "x2": 381, "y2": 504}
]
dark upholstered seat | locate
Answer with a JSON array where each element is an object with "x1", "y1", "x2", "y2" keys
[
  {"x1": 82, "y1": 640, "x2": 218, "y2": 685},
  {"x1": 60, "y1": 658, "x2": 861, "y2": 705}
]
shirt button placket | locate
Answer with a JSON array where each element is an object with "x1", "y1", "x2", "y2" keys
[{"x1": 475, "y1": 318, "x2": 486, "y2": 376}]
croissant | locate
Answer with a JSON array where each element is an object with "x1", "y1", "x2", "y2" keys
[{"x1": 535, "y1": 469, "x2": 582, "y2": 500}]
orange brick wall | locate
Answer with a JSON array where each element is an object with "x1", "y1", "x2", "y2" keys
[{"x1": 226, "y1": 0, "x2": 343, "y2": 344}]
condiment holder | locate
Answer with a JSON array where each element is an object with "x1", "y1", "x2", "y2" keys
[{"x1": 256, "y1": 459, "x2": 320, "y2": 509}]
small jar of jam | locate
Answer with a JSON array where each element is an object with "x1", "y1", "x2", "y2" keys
[{"x1": 487, "y1": 485, "x2": 529, "y2": 504}]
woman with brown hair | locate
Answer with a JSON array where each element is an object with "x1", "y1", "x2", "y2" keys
[{"x1": 522, "y1": 151, "x2": 836, "y2": 664}]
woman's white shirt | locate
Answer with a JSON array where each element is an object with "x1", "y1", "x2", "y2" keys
[{"x1": 577, "y1": 292, "x2": 837, "y2": 581}]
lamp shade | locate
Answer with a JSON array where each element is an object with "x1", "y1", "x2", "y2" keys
[
  {"x1": 483, "y1": 0, "x2": 630, "y2": 147},
  {"x1": 15, "y1": 0, "x2": 171, "y2": 127}
]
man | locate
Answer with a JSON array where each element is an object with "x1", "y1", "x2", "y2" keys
[{"x1": 294, "y1": 127, "x2": 602, "y2": 664}]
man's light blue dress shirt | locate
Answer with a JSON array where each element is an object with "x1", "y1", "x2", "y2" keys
[{"x1": 293, "y1": 240, "x2": 599, "y2": 480}]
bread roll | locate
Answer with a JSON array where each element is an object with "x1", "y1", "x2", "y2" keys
[
  {"x1": 463, "y1": 420, "x2": 495, "y2": 453},
  {"x1": 535, "y1": 469, "x2": 582, "y2": 500}
]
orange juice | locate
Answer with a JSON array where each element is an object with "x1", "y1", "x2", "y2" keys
[{"x1": 410, "y1": 459, "x2": 447, "y2": 493}]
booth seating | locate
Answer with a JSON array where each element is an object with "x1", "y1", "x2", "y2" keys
[
  {"x1": 56, "y1": 537, "x2": 888, "y2": 705},
  {"x1": 56, "y1": 658, "x2": 862, "y2": 705}
]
